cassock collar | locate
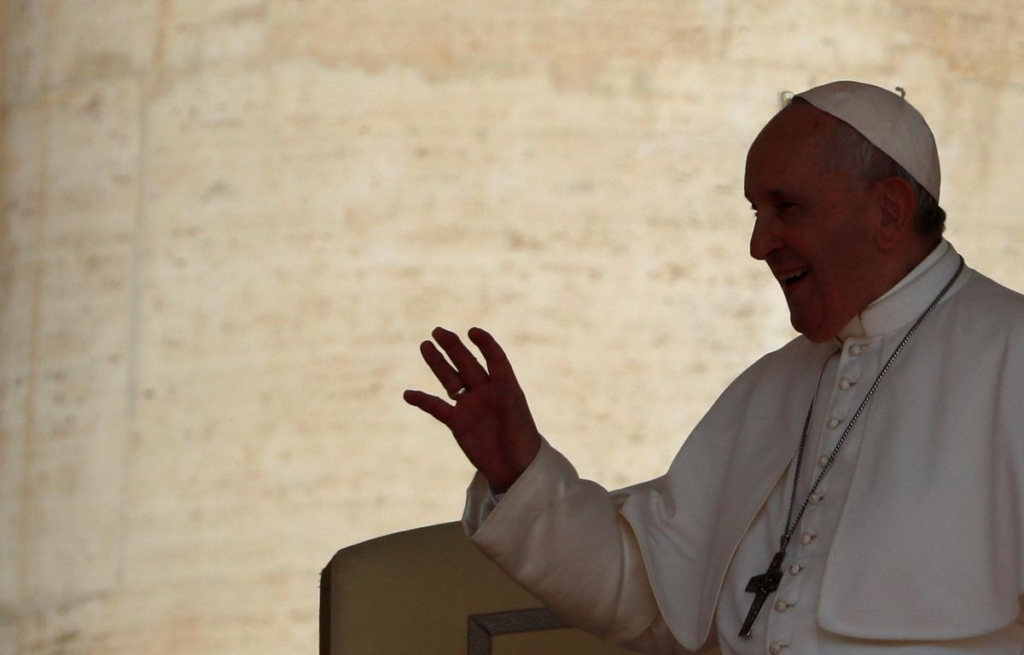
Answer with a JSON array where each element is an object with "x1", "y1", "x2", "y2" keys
[{"x1": 836, "y1": 240, "x2": 961, "y2": 341}]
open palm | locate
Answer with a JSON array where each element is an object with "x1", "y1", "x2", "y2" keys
[{"x1": 403, "y1": 327, "x2": 541, "y2": 493}]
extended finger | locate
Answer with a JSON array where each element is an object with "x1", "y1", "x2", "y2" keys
[
  {"x1": 432, "y1": 327, "x2": 489, "y2": 387},
  {"x1": 468, "y1": 327, "x2": 518, "y2": 384},
  {"x1": 419, "y1": 341, "x2": 466, "y2": 397},
  {"x1": 403, "y1": 389, "x2": 454, "y2": 426}
]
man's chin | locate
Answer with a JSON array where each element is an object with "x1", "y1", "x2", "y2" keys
[{"x1": 790, "y1": 314, "x2": 835, "y2": 343}]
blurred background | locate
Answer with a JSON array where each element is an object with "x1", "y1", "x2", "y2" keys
[{"x1": 0, "y1": 0, "x2": 1020, "y2": 652}]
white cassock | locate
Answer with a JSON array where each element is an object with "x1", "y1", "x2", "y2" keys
[{"x1": 463, "y1": 241, "x2": 1024, "y2": 654}]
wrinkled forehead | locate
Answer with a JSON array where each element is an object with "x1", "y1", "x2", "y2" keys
[
  {"x1": 743, "y1": 102, "x2": 845, "y2": 196},
  {"x1": 747, "y1": 101, "x2": 839, "y2": 165}
]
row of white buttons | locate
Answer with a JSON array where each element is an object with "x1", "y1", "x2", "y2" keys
[
  {"x1": 770, "y1": 348, "x2": 853, "y2": 655},
  {"x1": 830, "y1": 360, "x2": 856, "y2": 516},
  {"x1": 770, "y1": 348, "x2": 850, "y2": 655}
]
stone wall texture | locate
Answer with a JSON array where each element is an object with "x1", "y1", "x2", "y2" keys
[{"x1": 0, "y1": 0, "x2": 1021, "y2": 652}]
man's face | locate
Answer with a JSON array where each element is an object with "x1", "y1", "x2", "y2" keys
[{"x1": 744, "y1": 102, "x2": 881, "y2": 343}]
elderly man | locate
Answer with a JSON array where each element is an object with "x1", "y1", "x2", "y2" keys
[{"x1": 403, "y1": 81, "x2": 1024, "y2": 653}]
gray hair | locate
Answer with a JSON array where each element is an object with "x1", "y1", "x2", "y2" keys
[{"x1": 781, "y1": 94, "x2": 946, "y2": 240}]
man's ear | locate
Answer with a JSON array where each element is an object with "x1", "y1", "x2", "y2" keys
[{"x1": 873, "y1": 176, "x2": 916, "y2": 250}]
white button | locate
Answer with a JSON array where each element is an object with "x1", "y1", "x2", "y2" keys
[
  {"x1": 800, "y1": 533, "x2": 815, "y2": 545},
  {"x1": 809, "y1": 493, "x2": 823, "y2": 505},
  {"x1": 770, "y1": 643, "x2": 785, "y2": 654},
  {"x1": 827, "y1": 417, "x2": 840, "y2": 429},
  {"x1": 839, "y1": 378, "x2": 852, "y2": 390},
  {"x1": 788, "y1": 564, "x2": 802, "y2": 575},
  {"x1": 818, "y1": 456, "x2": 829, "y2": 468},
  {"x1": 774, "y1": 600, "x2": 789, "y2": 612},
  {"x1": 849, "y1": 344, "x2": 863, "y2": 356}
]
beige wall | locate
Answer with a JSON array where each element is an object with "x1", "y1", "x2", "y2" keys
[{"x1": 0, "y1": 1, "x2": 1021, "y2": 652}]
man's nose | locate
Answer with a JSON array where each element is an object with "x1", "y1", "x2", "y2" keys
[{"x1": 749, "y1": 214, "x2": 783, "y2": 261}]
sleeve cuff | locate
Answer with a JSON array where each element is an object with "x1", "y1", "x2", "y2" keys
[{"x1": 461, "y1": 436, "x2": 566, "y2": 538}]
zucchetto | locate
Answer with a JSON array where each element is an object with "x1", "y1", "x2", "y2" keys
[{"x1": 796, "y1": 81, "x2": 941, "y2": 202}]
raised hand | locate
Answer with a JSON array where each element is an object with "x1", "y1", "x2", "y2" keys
[{"x1": 403, "y1": 327, "x2": 541, "y2": 493}]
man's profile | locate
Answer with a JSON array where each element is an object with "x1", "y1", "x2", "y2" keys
[{"x1": 403, "y1": 81, "x2": 1024, "y2": 653}]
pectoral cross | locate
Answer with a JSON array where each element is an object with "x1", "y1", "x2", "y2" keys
[{"x1": 739, "y1": 550, "x2": 785, "y2": 638}]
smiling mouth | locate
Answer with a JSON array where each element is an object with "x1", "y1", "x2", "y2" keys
[{"x1": 779, "y1": 268, "x2": 810, "y2": 287}]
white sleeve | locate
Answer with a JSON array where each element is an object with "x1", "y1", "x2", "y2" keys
[{"x1": 462, "y1": 438, "x2": 693, "y2": 653}]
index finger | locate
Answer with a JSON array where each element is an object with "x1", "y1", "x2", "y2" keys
[{"x1": 467, "y1": 327, "x2": 517, "y2": 384}]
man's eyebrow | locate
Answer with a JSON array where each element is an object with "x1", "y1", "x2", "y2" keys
[{"x1": 744, "y1": 189, "x2": 800, "y2": 203}]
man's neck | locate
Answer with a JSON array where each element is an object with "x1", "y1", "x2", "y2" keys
[
  {"x1": 873, "y1": 238, "x2": 946, "y2": 304},
  {"x1": 838, "y1": 239, "x2": 949, "y2": 341}
]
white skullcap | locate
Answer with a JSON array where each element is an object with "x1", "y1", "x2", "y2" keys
[{"x1": 795, "y1": 80, "x2": 941, "y2": 202}]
